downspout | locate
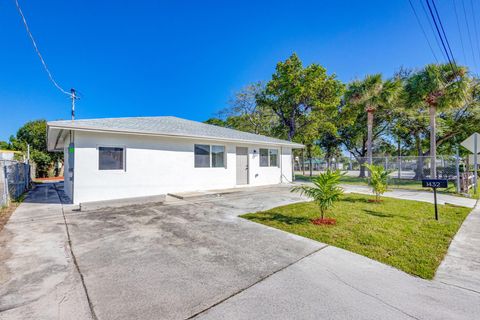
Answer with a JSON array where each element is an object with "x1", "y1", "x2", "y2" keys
[{"x1": 280, "y1": 146, "x2": 283, "y2": 183}]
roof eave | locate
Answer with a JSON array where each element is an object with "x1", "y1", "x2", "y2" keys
[{"x1": 46, "y1": 124, "x2": 305, "y2": 148}]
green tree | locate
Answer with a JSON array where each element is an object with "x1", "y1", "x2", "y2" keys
[
  {"x1": 291, "y1": 169, "x2": 344, "y2": 220},
  {"x1": 364, "y1": 164, "x2": 390, "y2": 201},
  {"x1": 0, "y1": 141, "x2": 10, "y2": 149},
  {"x1": 345, "y1": 74, "x2": 401, "y2": 167},
  {"x1": 9, "y1": 119, "x2": 63, "y2": 177},
  {"x1": 405, "y1": 64, "x2": 469, "y2": 177},
  {"x1": 257, "y1": 53, "x2": 344, "y2": 141}
]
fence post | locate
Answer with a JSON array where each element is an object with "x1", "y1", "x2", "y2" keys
[
  {"x1": 397, "y1": 155, "x2": 401, "y2": 180},
  {"x1": 455, "y1": 147, "x2": 461, "y2": 194},
  {"x1": 3, "y1": 164, "x2": 9, "y2": 206}
]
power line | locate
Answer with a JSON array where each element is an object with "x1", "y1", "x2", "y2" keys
[
  {"x1": 425, "y1": 0, "x2": 457, "y2": 74},
  {"x1": 453, "y1": 0, "x2": 468, "y2": 65},
  {"x1": 419, "y1": 0, "x2": 448, "y2": 62},
  {"x1": 407, "y1": 0, "x2": 439, "y2": 62},
  {"x1": 461, "y1": 0, "x2": 478, "y2": 69},
  {"x1": 469, "y1": 0, "x2": 480, "y2": 70},
  {"x1": 430, "y1": 0, "x2": 458, "y2": 70},
  {"x1": 14, "y1": 0, "x2": 71, "y2": 96}
]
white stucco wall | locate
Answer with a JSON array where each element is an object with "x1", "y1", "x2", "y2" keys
[{"x1": 70, "y1": 131, "x2": 293, "y2": 204}]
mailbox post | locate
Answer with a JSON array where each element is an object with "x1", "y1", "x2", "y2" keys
[{"x1": 422, "y1": 179, "x2": 448, "y2": 220}]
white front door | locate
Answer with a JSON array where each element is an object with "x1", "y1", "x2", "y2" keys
[{"x1": 236, "y1": 147, "x2": 249, "y2": 185}]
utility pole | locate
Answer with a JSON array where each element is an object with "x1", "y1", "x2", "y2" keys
[{"x1": 71, "y1": 88, "x2": 76, "y2": 120}]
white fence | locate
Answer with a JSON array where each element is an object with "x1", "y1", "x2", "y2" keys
[{"x1": 0, "y1": 160, "x2": 31, "y2": 207}]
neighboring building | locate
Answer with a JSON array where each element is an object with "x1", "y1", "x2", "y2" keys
[
  {"x1": 0, "y1": 150, "x2": 21, "y2": 161},
  {"x1": 47, "y1": 116, "x2": 303, "y2": 204}
]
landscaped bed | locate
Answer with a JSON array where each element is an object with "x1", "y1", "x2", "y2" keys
[{"x1": 241, "y1": 193, "x2": 471, "y2": 279}]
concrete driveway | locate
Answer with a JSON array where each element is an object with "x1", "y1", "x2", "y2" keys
[{"x1": 1, "y1": 183, "x2": 479, "y2": 319}]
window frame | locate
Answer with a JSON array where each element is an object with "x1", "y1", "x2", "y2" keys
[
  {"x1": 97, "y1": 145, "x2": 126, "y2": 172},
  {"x1": 194, "y1": 144, "x2": 226, "y2": 168},
  {"x1": 259, "y1": 148, "x2": 279, "y2": 168}
]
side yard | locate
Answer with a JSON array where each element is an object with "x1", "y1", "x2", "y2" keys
[{"x1": 242, "y1": 193, "x2": 471, "y2": 279}]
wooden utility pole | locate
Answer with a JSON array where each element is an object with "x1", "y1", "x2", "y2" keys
[{"x1": 71, "y1": 88, "x2": 76, "y2": 120}]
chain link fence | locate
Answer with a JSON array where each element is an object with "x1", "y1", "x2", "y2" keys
[
  {"x1": 0, "y1": 160, "x2": 31, "y2": 207},
  {"x1": 295, "y1": 155, "x2": 476, "y2": 193}
]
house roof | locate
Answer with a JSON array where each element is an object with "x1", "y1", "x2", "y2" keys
[{"x1": 47, "y1": 116, "x2": 304, "y2": 151}]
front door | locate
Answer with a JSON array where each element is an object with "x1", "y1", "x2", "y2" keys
[{"x1": 236, "y1": 147, "x2": 249, "y2": 185}]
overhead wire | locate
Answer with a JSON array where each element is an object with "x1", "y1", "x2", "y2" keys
[
  {"x1": 460, "y1": 0, "x2": 478, "y2": 70},
  {"x1": 469, "y1": 0, "x2": 480, "y2": 73},
  {"x1": 453, "y1": 0, "x2": 468, "y2": 65},
  {"x1": 407, "y1": 0, "x2": 439, "y2": 62},
  {"x1": 419, "y1": 0, "x2": 448, "y2": 62},
  {"x1": 13, "y1": 0, "x2": 72, "y2": 96}
]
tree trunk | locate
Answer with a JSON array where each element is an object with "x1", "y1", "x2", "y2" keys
[
  {"x1": 413, "y1": 133, "x2": 424, "y2": 180},
  {"x1": 367, "y1": 110, "x2": 374, "y2": 178},
  {"x1": 301, "y1": 149, "x2": 305, "y2": 176},
  {"x1": 367, "y1": 110, "x2": 374, "y2": 165},
  {"x1": 309, "y1": 157, "x2": 313, "y2": 177},
  {"x1": 429, "y1": 105, "x2": 437, "y2": 178},
  {"x1": 359, "y1": 158, "x2": 366, "y2": 178}
]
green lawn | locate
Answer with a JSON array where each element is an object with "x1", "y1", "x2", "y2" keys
[
  {"x1": 241, "y1": 193, "x2": 471, "y2": 279},
  {"x1": 295, "y1": 174, "x2": 460, "y2": 194}
]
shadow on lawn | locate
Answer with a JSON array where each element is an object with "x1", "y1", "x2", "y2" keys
[
  {"x1": 250, "y1": 213, "x2": 310, "y2": 225},
  {"x1": 362, "y1": 209, "x2": 394, "y2": 218},
  {"x1": 340, "y1": 196, "x2": 371, "y2": 204}
]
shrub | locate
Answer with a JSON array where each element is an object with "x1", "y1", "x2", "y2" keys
[
  {"x1": 364, "y1": 163, "x2": 390, "y2": 201},
  {"x1": 291, "y1": 169, "x2": 344, "y2": 219}
]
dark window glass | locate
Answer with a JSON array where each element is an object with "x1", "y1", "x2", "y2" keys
[
  {"x1": 212, "y1": 145, "x2": 225, "y2": 168},
  {"x1": 260, "y1": 148, "x2": 269, "y2": 167},
  {"x1": 99, "y1": 147, "x2": 124, "y2": 170},
  {"x1": 269, "y1": 149, "x2": 278, "y2": 167},
  {"x1": 194, "y1": 144, "x2": 210, "y2": 167}
]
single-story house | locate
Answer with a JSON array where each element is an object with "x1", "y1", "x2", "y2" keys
[{"x1": 46, "y1": 116, "x2": 303, "y2": 204}]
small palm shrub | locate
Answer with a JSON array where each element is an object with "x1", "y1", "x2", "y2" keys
[
  {"x1": 291, "y1": 169, "x2": 344, "y2": 220},
  {"x1": 364, "y1": 164, "x2": 390, "y2": 201}
]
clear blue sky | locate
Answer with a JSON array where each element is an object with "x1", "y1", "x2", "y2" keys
[{"x1": 1, "y1": 0, "x2": 479, "y2": 141}]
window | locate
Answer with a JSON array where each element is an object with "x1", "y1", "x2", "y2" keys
[
  {"x1": 259, "y1": 149, "x2": 269, "y2": 167},
  {"x1": 211, "y1": 145, "x2": 225, "y2": 168},
  {"x1": 194, "y1": 144, "x2": 210, "y2": 168},
  {"x1": 99, "y1": 147, "x2": 124, "y2": 170},
  {"x1": 269, "y1": 149, "x2": 278, "y2": 167},
  {"x1": 194, "y1": 144, "x2": 225, "y2": 168},
  {"x1": 260, "y1": 148, "x2": 279, "y2": 167}
]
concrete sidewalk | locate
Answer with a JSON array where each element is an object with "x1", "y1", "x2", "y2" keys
[
  {"x1": 339, "y1": 183, "x2": 477, "y2": 208},
  {"x1": 0, "y1": 184, "x2": 92, "y2": 319},
  {"x1": 435, "y1": 200, "x2": 480, "y2": 293}
]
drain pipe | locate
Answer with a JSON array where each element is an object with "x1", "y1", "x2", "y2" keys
[{"x1": 280, "y1": 146, "x2": 283, "y2": 183}]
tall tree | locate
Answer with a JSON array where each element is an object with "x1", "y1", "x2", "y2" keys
[
  {"x1": 345, "y1": 74, "x2": 401, "y2": 167},
  {"x1": 257, "y1": 53, "x2": 344, "y2": 141},
  {"x1": 405, "y1": 64, "x2": 469, "y2": 177}
]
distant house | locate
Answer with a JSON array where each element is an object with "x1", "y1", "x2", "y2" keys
[
  {"x1": 47, "y1": 116, "x2": 303, "y2": 204},
  {"x1": 0, "y1": 150, "x2": 20, "y2": 161}
]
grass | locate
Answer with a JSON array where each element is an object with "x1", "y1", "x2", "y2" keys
[
  {"x1": 0, "y1": 193, "x2": 26, "y2": 233},
  {"x1": 241, "y1": 193, "x2": 471, "y2": 279},
  {"x1": 295, "y1": 174, "x2": 460, "y2": 195}
]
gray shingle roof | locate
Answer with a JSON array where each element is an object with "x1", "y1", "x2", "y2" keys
[{"x1": 47, "y1": 116, "x2": 303, "y2": 147}]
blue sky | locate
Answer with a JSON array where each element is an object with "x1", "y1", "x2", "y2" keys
[{"x1": 1, "y1": 0, "x2": 479, "y2": 141}]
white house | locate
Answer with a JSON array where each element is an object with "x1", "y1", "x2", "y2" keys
[{"x1": 46, "y1": 116, "x2": 303, "y2": 204}]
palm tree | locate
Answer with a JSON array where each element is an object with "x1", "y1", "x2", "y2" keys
[
  {"x1": 405, "y1": 64, "x2": 468, "y2": 178},
  {"x1": 291, "y1": 169, "x2": 344, "y2": 220},
  {"x1": 345, "y1": 74, "x2": 401, "y2": 171}
]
